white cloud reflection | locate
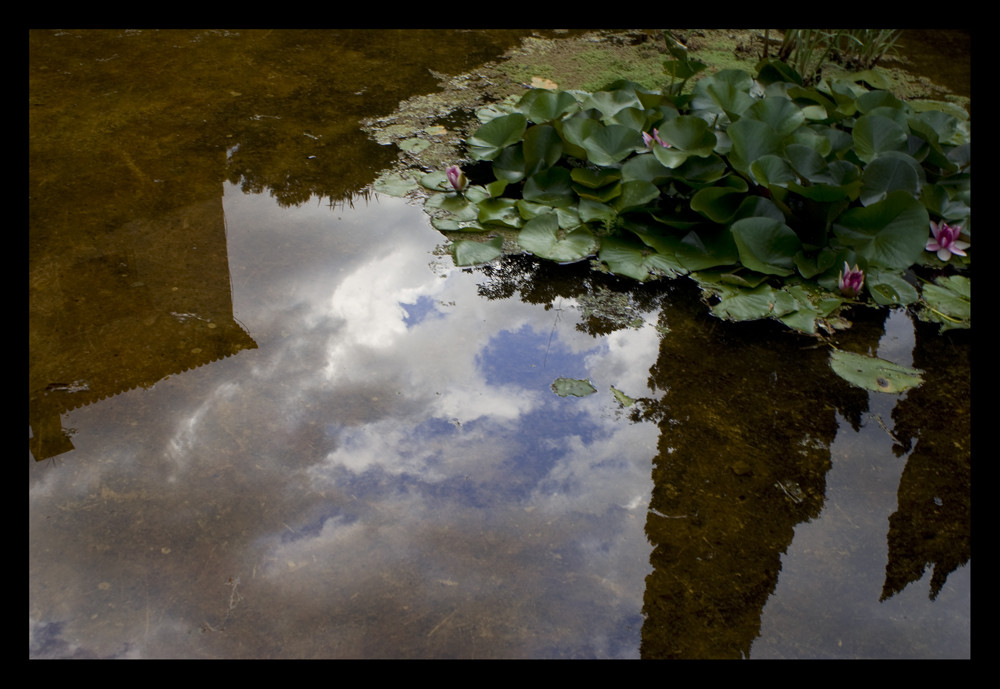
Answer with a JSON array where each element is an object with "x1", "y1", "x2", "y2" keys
[{"x1": 30, "y1": 185, "x2": 661, "y2": 658}]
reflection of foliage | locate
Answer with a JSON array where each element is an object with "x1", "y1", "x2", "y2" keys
[
  {"x1": 472, "y1": 252, "x2": 668, "y2": 338},
  {"x1": 576, "y1": 285, "x2": 647, "y2": 334}
]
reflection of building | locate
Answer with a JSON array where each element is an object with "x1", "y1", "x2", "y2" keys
[{"x1": 29, "y1": 194, "x2": 256, "y2": 461}]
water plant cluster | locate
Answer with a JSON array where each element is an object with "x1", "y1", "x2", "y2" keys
[
  {"x1": 406, "y1": 41, "x2": 971, "y2": 341},
  {"x1": 767, "y1": 29, "x2": 903, "y2": 84}
]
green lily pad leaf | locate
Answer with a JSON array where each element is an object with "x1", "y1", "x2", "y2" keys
[
  {"x1": 614, "y1": 180, "x2": 660, "y2": 212},
  {"x1": 468, "y1": 113, "x2": 528, "y2": 161},
  {"x1": 576, "y1": 198, "x2": 617, "y2": 225},
  {"x1": 516, "y1": 88, "x2": 578, "y2": 123},
  {"x1": 676, "y1": 226, "x2": 740, "y2": 271},
  {"x1": 522, "y1": 166, "x2": 575, "y2": 207},
  {"x1": 398, "y1": 137, "x2": 431, "y2": 154},
  {"x1": 517, "y1": 212, "x2": 597, "y2": 263},
  {"x1": 671, "y1": 154, "x2": 728, "y2": 187},
  {"x1": 730, "y1": 217, "x2": 801, "y2": 276},
  {"x1": 477, "y1": 197, "x2": 523, "y2": 228},
  {"x1": 656, "y1": 115, "x2": 718, "y2": 155},
  {"x1": 551, "y1": 377, "x2": 597, "y2": 398},
  {"x1": 727, "y1": 118, "x2": 782, "y2": 174},
  {"x1": 574, "y1": 181, "x2": 622, "y2": 203},
  {"x1": 599, "y1": 236, "x2": 682, "y2": 281},
  {"x1": 451, "y1": 236, "x2": 503, "y2": 266},
  {"x1": 832, "y1": 191, "x2": 929, "y2": 269},
  {"x1": 744, "y1": 95, "x2": 805, "y2": 137},
  {"x1": 431, "y1": 216, "x2": 486, "y2": 232},
  {"x1": 492, "y1": 144, "x2": 527, "y2": 183},
  {"x1": 828, "y1": 349, "x2": 924, "y2": 393},
  {"x1": 709, "y1": 283, "x2": 782, "y2": 321},
  {"x1": 610, "y1": 386, "x2": 636, "y2": 407},
  {"x1": 581, "y1": 123, "x2": 643, "y2": 166},
  {"x1": 621, "y1": 154, "x2": 674, "y2": 184},
  {"x1": 866, "y1": 269, "x2": 919, "y2": 306},
  {"x1": 581, "y1": 89, "x2": 643, "y2": 119},
  {"x1": 691, "y1": 186, "x2": 745, "y2": 224},
  {"x1": 692, "y1": 69, "x2": 756, "y2": 120},
  {"x1": 523, "y1": 124, "x2": 563, "y2": 175},
  {"x1": 570, "y1": 167, "x2": 622, "y2": 189},
  {"x1": 785, "y1": 143, "x2": 833, "y2": 184},
  {"x1": 426, "y1": 191, "x2": 478, "y2": 215},
  {"x1": 852, "y1": 114, "x2": 908, "y2": 164},
  {"x1": 373, "y1": 171, "x2": 420, "y2": 198},
  {"x1": 750, "y1": 155, "x2": 798, "y2": 187},
  {"x1": 859, "y1": 151, "x2": 922, "y2": 206},
  {"x1": 920, "y1": 274, "x2": 970, "y2": 331}
]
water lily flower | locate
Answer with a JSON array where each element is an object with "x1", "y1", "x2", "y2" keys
[
  {"x1": 926, "y1": 220, "x2": 969, "y2": 261},
  {"x1": 642, "y1": 128, "x2": 669, "y2": 149},
  {"x1": 446, "y1": 165, "x2": 468, "y2": 193},
  {"x1": 838, "y1": 262, "x2": 864, "y2": 298}
]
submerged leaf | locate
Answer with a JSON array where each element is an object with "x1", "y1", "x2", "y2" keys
[{"x1": 828, "y1": 349, "x2": 924, "y2": 393}]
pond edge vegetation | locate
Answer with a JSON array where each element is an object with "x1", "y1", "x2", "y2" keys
[{"x1": 373, "y1": 31, "x2": 970, "y2": 393}]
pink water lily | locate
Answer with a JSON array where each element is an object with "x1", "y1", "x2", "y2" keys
[
  {"x1": 642, "y1": 128, "x2": 669, "y2": 148},
  {"x1": 838, "y1": 262, "x2": 864, "y2": 298},
  {"x1": 446, "y1": 165, "x2": 468, "y2": 193},
  {"x1": 926, "y1": 220, "x2": 969, "y2": 261}
]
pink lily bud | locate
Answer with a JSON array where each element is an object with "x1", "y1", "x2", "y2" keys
[
  {"x1": 446, "y1": 165, "x2": 468, "y2": 193},
  {"x1": 838, "y1": 262, "x2": 864, "y2": 298},
  {"x1": 642, "y1": 128, "x2": 669, "y2": 149}
]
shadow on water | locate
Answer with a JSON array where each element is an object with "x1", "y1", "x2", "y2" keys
[{"x1": 29, "y1": 29, "x2": 969, "y2": 658}]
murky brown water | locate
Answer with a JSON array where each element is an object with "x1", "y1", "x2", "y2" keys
[{"x1": 29, "y1": 29, "x2": 970, "y2": 659}]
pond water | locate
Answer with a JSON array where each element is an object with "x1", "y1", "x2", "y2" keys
[{"x1": 29, "y1": 29, "x2": 970, "y2": 659}]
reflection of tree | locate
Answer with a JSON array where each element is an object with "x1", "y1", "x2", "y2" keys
[
  {"x1": 472, "y1": 253, "x2": 667, "y2": 337},
  {"x1": 636, "y1": 286, "x2": 850, "y2": 658},
  {"x1": 470, "y1": 245, "x2": 972, "y2": 654},
  {"x1": 881, "y1": 322, "x2": 971, "y2": 601}
]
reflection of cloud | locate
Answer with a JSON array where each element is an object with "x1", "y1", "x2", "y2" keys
[{"x1": 32, "y1": 187, "x2": 664, "y2": 658}]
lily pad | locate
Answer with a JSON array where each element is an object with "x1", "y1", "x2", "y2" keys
[
  {"x1": 919, "y1": 274, "x2": 970, "y2": 331},
  {"x1": 551, "y1": 377, "x2": 598, "y2": 398},
  {"x1": 451, "y1": 236, "x2": 503, "y2": 267},
  {"x1": 828, "y1": 349, "x2": 924, "y2": 393},
  {"x1": 373, "y1": 172, "x2": 420, "y2": 198},
  {"x1": 517, "y1": 213, "x2": 597, "y2": 263},
  {"x1": 610, "y1": 386, "x2": 636, "y2": 407}
]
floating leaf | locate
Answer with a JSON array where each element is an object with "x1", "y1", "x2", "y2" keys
[
  {"x1": 517, "y1": 88, "x2": 577, "y2": 123},
  {"x1": 599, "y1": 236, "x2": 682, "y2": 281},
  {"x1": 919, "y1": 274, "x2": 970, "y2": 331},
  {"x1": 610, "y1": 386, "x2": 636, "y2": 407},
  {"x1": 852, "y1": 114, "x2": 908, "y2": 163},
  {"x1": 373, "y1": 172, "x2": 420, "y2": 198},
  {"x1": 551, "y1": 377, "x2": 597, "y2": 398},
  {"x1": 730, "y1": 217, "x2": 801, "y2": 276},
  {"x1": 517, "y1": 213, "x2": 597, "y2": 263},
  {"x1": 522, "y1": 166, "x2": 575, "y2": 207},
  {"x1": 477, "y1": 197, "x2": 523, "y2": 228},
  {"x1": 832, "y1": 191, "x2": 929, "y2": 269},
  {"x1": 451, "y1": 236, "x2": 503, "y2": 267},
  {"x1": 468, "y1": 113, "x2": 528, "y2": 161},
  {"x1": 580, "y1": 123, "x2": 643, "y2": 166},
  {"x1": 828, "y1": 349, "x2": 924, "y2": 393}
]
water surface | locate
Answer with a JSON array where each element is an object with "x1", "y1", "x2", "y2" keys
[{"x1": 29, "y1": 29, "x2": 970, "y2": 659}]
